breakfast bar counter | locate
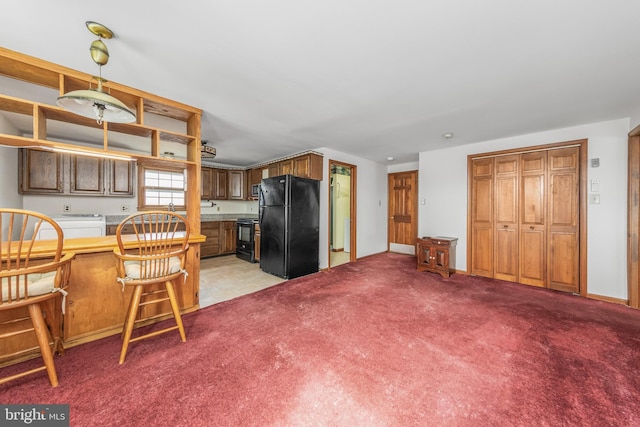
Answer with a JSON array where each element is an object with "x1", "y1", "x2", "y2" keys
[{"x1": 1, "y1": 233, "x2": 206, "y2": 367}]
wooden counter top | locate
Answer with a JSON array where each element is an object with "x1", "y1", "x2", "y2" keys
[{"x1": 2, "y1": 234, "x2": 207, "y2": 257}]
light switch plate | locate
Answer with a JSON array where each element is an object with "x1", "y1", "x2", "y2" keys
[
  {"x1": 590, "y1": 179, "x2": 600, "y2": 193},
  {"x1": 589, "y1": 194, "x2": 600, "y2": 204}
]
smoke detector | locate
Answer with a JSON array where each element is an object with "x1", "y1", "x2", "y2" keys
[{"x1": 201, "y1": 141, "x2": 216, "y2": 159}]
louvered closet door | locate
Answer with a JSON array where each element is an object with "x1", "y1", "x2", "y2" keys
[
  {"x1": 519, "y1": 151, "x2": 547, "y2": 287},
  {"x1": 494, "y1": 155, "x2": 519, "y2": 282},
  {"x1": 471, "y1": 158, "x2": 494, "y2": 276},
  {"x1": 547, "y1": 147, "x2": 580, "y2": 293}
]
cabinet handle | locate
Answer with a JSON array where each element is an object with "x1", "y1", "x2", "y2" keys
[
  {"x1": 530, "y1": 226, "x2": 534, "y2": 230},
  {"x1": 503, "y1": 224, "x2": 508, "y2": 228}
]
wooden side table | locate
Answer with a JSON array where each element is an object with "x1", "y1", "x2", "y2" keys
[{"x1": 416, "y1": 236, "x2": 458, "y2": 278}]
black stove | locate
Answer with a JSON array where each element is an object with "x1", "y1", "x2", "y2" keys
[{"x1": 236, "y1": 218, "x2": 258, "y2": 262}]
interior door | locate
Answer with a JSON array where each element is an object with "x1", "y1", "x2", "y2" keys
[
  {"x1": 547, "y1": 147, "x2": 580, "y2": 293},
  {"x1": 494, "y1": 155, "x2": 519, "y2": 282},
  {"x1": 470, "y1": 158, "x2": 494, "y2": 276},
  {"x1": 519, "y1": 151, "x2": 547, "y2": 287},
  {"x1": 388, "y1": 171, "x2": 418, "y2": 248}
]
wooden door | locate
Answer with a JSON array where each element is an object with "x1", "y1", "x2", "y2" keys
[
  {"x1": 494, "y1": 155, "x2": 519, "y2": 282},
  {"x1": 470, "y1": 158, "x2": 494, "y2": 276},
  {"x1": 547, "y1": 147, "x2": 580, "y2": 293},
  {"x1": 388, "y1": 171, "x2": 417, "y2": 246},
  {"x1": 519, "y1": 151, "x2": 547, "y2": 287}
]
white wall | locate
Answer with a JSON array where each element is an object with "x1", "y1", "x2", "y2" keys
[
  {"x1": 0, "y1": 114, "x2": 22, "y2": 210},
  {"x1": 316, "y1": 148, "x2": 388, "y2": 269},
  {"x1": 388, "y1": 161, "x2": 419, "y2": 173},
  {"x1": 419, "y1": 118, "x2": 630, "y2": 300}
]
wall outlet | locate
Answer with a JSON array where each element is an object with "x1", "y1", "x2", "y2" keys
[
  {"x1": 120, "y1": 205, "x2": 130, "y2": 212},
  {"x1": 63, "y1": 204, "x2": 71, "y2": 212}
]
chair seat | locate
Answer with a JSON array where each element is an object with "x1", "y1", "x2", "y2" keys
[
  {"x1": 1, "y1": 272, "x2": 57, "y2": 302},
  {"x1": 122, "y1": 256, "x2": 182, "y2": 280}
]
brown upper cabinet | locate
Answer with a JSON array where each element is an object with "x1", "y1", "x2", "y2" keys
[
  {"x1": 206, "y1": 152, "x2": 324, "y2": 201},
  {"x1": 201, "y1": 167, "x2": 213, "y2": 200},
  {"x1": 227, "y1": 170, "x2": 245, "y2": 200},
  {"x1": 248, "y1": 152, "x2": 324, "y2": 188},
  {"x1": 19, "y1": 149, "x2": 64, "y2": 194},
  {"x1": 201, "y1": 167, "x2": 245, "y2": 200},
  {"x1": 19, "y1": 148, "x2": 134, "y2": 197}
]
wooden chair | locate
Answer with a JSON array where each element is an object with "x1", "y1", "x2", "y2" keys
[
  {"x1": 113, "y1": 212, "x2": 190, "y2": 364},
  {"x1": 0, "y1": 209, "x2": 75, "y2": 387}
]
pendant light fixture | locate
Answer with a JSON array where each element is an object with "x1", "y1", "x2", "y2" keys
[{"x1": 57, "y1": 21, "x2": 136, "y2": 125}]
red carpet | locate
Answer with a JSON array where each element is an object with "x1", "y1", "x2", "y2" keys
[{"x1": 2, "y1": 252, "x2": 640, "y2": 426}]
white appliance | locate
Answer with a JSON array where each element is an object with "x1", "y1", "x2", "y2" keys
[{"x1": 34, "y1": 214, "x2": 106, "y2": 240}]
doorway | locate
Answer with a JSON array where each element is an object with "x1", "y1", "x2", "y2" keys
[
  {"x1": 328, "y1": 160, "x2": 356, "y2": 268},
  {"x1": 388, "y1": 170, "x2": 418, "y2": 254}
]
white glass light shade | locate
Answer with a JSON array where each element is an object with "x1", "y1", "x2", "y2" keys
[{"x1": 57, "y1": 89, "x2": 136, "y2": 124}]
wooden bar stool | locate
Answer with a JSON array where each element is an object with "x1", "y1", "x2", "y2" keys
[
  {"x1": 0, "y1": 209, "x2": 75, "y2": 387},
  {"x1": 112, "y1": 212, "x2": 190, "y2": 364}
]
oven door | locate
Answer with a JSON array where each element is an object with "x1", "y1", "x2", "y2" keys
[{"x1": 236, "y1": 221, "x2": 255, "y2": 262}]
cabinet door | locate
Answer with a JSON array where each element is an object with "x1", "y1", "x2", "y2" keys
[
  {"x1": 70, "y1": 155, "x2": 105, "y2": 195},
  {"x1": 200, "y1": 221, "x2": 221, "y2": 257},
  {"x1": 254, "y1": 224, "x2": 261, "y2": 261},
  {"x1": 201, "y1": 167, "x2": 213, "y2": 200},
  {"x1": 221, "y1": 221, "x2": 237, "y2": 254},
  {"x1": 249, "y1": 168, "x2": 263, "y2": 186},
  {"x1": 294, "y1": 154, "x2": 323, "y2": 180},
  {"x1": 107, "y1": 159, "x2": 134, "y2": 196},
  {"x1": 19, "y1": 149, "x2": 64, "y2": 194},
  {"x1": 213, "y1": 169, "x2": 228, "y2": 200},
  {"x1": 228, "y1": 170, "x2": 245, "y2": 200},
  {"x1": 433, "y1": 245, "x2": 449, "y2": 271},
  {"x1": 279, "y1": 159, "x2": 294, "y2": 175},
  {"x1": 268, "y1": 163, "x2": 279, "y2": 178}
]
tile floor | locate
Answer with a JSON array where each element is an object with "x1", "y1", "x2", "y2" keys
[
  {"x1": 199, "y1": 255, "x2": 285, "y2": 307},
  {"x1": 199, "y1": 252, "x2": 352, "y2": 308}
]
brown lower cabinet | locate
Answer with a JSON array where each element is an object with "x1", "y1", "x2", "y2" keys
[
  {"x1": 201, "y1": 220, "x2": 236, "y2": 258},
  {"x1": 254, "y1": 222, "x2": 261, "y2": 262},
  {"x1": 416, "y1": 236, "x2": 457, "y2": 278},
  {"x1": 107, "y1": 220, "x2": 235, "y2": 259}
]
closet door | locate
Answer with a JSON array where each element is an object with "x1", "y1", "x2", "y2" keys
[
  {"x1": 494, "y1": 155, "x2": 519, "y2": 282},
  {"x1": 519, "y1": 151, "x2": 547, "y2": 287},
  {"x1": 547, "y1": 147, "x2": 580, "y2": 293},
  {"x1": 471, "y1": 158, "x2": 494, "y2": 276}
]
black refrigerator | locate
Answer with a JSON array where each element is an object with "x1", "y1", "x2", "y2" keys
[{"x1": 259, "y1": 174, "x2": 320, "y2": 279}]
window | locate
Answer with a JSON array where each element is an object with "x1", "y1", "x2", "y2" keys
[{"x1": 138, "y1": 164, "x2": 186, "y2": 210}]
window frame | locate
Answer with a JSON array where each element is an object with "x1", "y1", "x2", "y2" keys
[{"x1": 137, "y1": 162, "x2": 187, "y2": 211}]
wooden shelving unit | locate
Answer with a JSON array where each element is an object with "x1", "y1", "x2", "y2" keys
[{"x1": 0, "y1": 47, "x2": 203, "y2": 234}]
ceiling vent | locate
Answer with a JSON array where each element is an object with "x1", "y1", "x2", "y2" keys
[{"x1": 201, "y1": 142, "x2": 216, "y2": 159}]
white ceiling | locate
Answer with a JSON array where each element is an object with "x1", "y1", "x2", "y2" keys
[{"x1": 1, "y1": 1, "x2": 640, "y2": 167}]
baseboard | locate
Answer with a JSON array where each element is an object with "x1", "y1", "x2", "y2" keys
[{"x1": 586, "y1": 293, "x2": 629, "y2": 306}]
